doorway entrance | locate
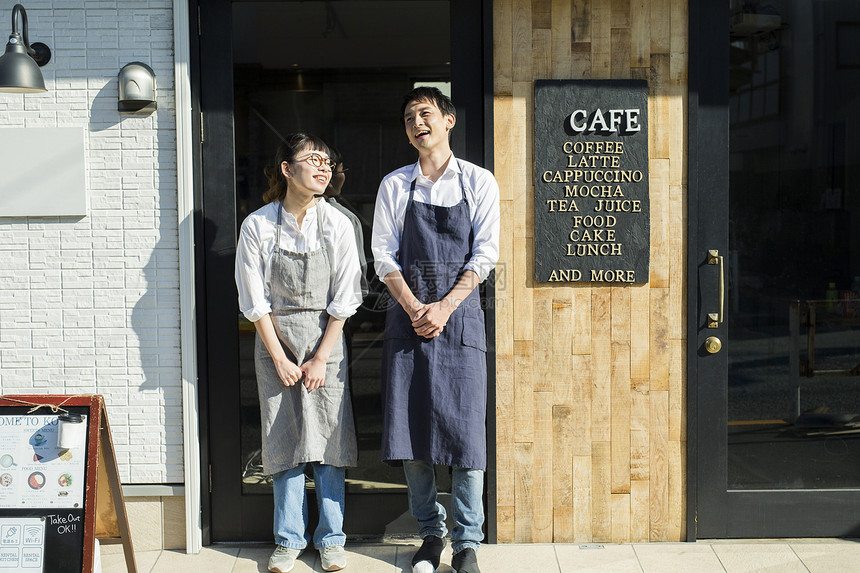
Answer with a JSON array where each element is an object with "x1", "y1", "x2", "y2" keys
[
  {"x1": 691, "y1": 0, "x2": 860, "y2": 537},
  {"x1": 195, "y1": 0, "x2": 490, "y2": 542}
]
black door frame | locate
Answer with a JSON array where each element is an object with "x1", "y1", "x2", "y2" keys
[
  {"x1": 191, "y1": 0, "x2": 496, "y2": 543},
  {"x1": 687, "y1": 0, "x2": 860, "y2": 539}
]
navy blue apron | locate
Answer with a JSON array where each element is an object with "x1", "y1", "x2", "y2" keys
[{"x1": 381, "y1": 165, "x2": 488, "y2": 471}]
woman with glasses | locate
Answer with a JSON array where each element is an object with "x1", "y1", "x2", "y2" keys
[{"x1": 235, "y1": 133, "x2": 362, "y2": 573}]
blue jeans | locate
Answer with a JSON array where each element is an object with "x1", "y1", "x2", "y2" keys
[
  {"x1": 272, "y1": 463, "x2": 346, "y2": 549},
  {"x1": 402, "y1": 460, "x2": 484, "y2": 554}
]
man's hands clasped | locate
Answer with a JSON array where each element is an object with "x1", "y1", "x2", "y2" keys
[{"x1": 410, "y1": 299, "x2": 455, "y2": 339}]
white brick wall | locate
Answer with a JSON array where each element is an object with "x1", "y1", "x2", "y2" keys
[{"x1": 0, "y1": 1, "x2": 182, "y2": 484}]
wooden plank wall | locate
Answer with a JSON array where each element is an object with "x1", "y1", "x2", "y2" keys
[{"x1": 492, "y1": 0, "x2": 688, "y2": 542}]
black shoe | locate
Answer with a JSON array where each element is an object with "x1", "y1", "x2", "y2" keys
[
  {"x1": 411, "y1": 535, "x2": 445, "y2": 572},
  {"x1": 451, "y1": 548, "x2": 480, "y2": 573}
]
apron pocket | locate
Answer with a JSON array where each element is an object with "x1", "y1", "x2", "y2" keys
[
  {"x1": 461, "y1": 314, "x2": 487, "y2": 352},
  {"x1": 452, "y1": 377, "x2": 487, "y2": 415}
]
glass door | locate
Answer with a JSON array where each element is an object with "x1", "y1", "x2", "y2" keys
[
  {"x1": 692, "y1": 0, "x2": 860, "y2": 538},
  {"x1": 231, "y1": 0, "x2": 454, "y2": 539},
  {"x1": 198, "y1": 0, "x2": 490, "y2": 541}
]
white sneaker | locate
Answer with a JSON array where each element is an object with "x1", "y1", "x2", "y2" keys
[
  {"x1": 268, "y1": 545, "x2": 302, "y2": 573},
  {"x1": 412, "y1": 561, "x2": 437, "y2": 573},
  {"x1": 411, "y1": 534, "x2": 445, "y2": 573},
  {"x1": 320, "y1": 544, "x2": 347, "y2": 571}
]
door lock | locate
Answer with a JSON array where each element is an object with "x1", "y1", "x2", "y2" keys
[{"x1": 704, "y1": 336, "x2": 722, "y2": 354}]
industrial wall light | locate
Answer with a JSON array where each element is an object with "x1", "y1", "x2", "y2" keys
[
  {"x1": 118, "y1": 62, "x2": 156, "y2": 112},
  {"x1": 0, "y1": 4, "x2": 51, "y2": 93}
]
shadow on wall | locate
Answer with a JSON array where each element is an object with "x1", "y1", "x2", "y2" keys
[{"x1": 86, "y1": 77, "x2": 184, "y2": 478}]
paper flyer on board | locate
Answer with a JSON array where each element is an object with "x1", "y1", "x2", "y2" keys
[{"x1": 0, "y1": 415, "x2": 86, "y2": 509}]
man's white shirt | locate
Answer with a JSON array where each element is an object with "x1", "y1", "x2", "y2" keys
[{"x1": 371, "y1": 155, "x2": 501, "y2": 283}]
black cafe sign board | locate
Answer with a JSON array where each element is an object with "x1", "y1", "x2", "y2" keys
[{"x1": 534, "y1": 79, "x2": 649, "y2": 283}]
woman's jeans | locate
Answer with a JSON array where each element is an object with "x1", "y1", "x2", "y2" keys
[
  {"x1": 272, "y1": 462, "x2": 346, "y2": 549},
  {"x1": 403, "y1": 460, "x2": 484, "y2": 554}
]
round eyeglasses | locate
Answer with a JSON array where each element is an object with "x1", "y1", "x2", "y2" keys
[{"x1": 293, "y1": 152, "x2": 336, "y2": 170}]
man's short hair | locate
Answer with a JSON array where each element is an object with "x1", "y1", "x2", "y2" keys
[{"x1": 400, "y1": 86, "x2": 456, "y2": 121}]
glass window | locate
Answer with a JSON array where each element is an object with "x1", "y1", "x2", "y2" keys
[{"x1": 728, "y1": 0, "x2": 860, "y2": 490}]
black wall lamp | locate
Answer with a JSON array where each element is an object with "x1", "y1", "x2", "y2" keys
[{"x1": 0, "y1": 4, "x2": 51, "y2": 93}]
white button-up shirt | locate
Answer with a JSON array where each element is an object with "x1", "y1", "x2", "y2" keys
[
  {"x1": 235, "y1": 199, "x2": 363, "y2": 322},
  {"x1": 371, "y1": 156, "x2": 501, "y2": 283}
]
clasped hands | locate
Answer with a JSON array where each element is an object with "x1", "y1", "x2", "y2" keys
[
  {"x1": 410, "y1": 299, "x2": 455, "y2": 339},
  {"x1": 274, "y1": 355, "x2": 327, "y2": 391}
]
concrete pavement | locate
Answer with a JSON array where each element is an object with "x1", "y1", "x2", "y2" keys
[{"x1": 100, "y1": 537, "x2": 860, "y2": 573}]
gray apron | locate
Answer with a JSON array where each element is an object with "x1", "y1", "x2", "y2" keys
[
  {"x1": 255, "y1": 201, "x2": 358, "y2": 475},
  {"x1": 381, "y1": 166, "x2": 488, "y2": 470}
]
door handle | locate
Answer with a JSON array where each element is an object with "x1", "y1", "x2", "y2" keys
[{"x1": 707, "y1": 250, "x2": 724, "y2": 329}]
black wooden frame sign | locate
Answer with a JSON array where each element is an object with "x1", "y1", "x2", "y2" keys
[
  {"x1": 534, "y1": 79, "x2": 650, "y2": 283},
  {"x1": 0, "y1": 395, "x2": 137, "y2": 573}
]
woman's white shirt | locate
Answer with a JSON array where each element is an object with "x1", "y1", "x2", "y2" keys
[{"x1": 235, "y1": 199, "x2": 363, "y2": 323}]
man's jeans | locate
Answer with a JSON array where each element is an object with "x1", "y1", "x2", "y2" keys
[
  {"x1": 272, "y1": 462, "x2": 346, "y2": 549},
  {"x1": 403, "y1": 460, "x2": 484, "y2": 554}
]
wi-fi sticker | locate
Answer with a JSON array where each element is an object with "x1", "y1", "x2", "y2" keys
[{"x1": 25, "y1": 526, "x2": 42, "y2": 538}]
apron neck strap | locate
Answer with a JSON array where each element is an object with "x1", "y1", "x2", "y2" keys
[
  {"x1": 276, "y1": 198, "x2": 325, "y2": 244},
  {"x1": 408, "y1": 177, "x2": 418, "y2": 203},
  {"x1": 276, "y1": 200, "x2": 284, "y2": 249},
  {"x1": 274, "y1": 199, "x2": 336, "y2": 287},
  {"x1": 408, "y1": 159, "x2": 467, "y2": 204}
]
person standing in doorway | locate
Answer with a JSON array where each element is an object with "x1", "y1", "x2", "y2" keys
[
  {"x1": 235, "y1": 134, "x2": 363, "y2": 573},
  {"x1": 323, "y1": 147, "x2": 369, "y2": 299},
  {"x1": 371, "y1": 87, "x2": 500, "y2": 573}
]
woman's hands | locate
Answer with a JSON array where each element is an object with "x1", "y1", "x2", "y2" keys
[
  {"x1": 274, "y1": 356, "x2": 303, "y2": 387},
  {"x1": 257, "y1": 314, "x2": 343, "y2": 392},
  {"x1": 300, "y1": 356, "x2": 328, "y2": 391},
  {"x1": 256, "y1": 317, "x2": 305, "y2": 387},
  {"x1": 274, "y1": 355, "x2": 328, "y2": 391}
]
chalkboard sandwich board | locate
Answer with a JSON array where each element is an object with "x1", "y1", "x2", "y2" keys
[{"x1": 0, "y1": 395, "x2": 136, "y2": 573}]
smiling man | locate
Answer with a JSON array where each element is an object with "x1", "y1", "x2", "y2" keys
[{"x1": 371, "y1": 87, "x2": 500, "y2": 573}]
